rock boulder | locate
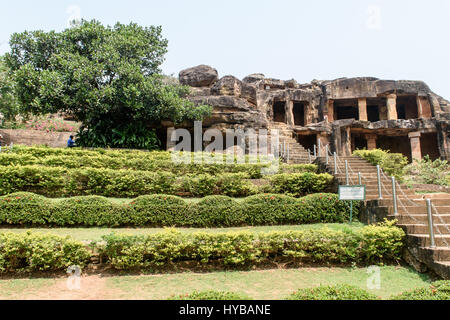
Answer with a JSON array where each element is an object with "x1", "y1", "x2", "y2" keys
[{"x1": 179, "y1": 65, "x2": 218, "y2": 87}]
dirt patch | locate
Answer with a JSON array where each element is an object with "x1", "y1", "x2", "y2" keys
[{"x1": 21, "y1": 275, "x2": 123, "y2": 300}]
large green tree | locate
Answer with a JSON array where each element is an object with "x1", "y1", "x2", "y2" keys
[
  {"x1": 5, "y1": 20, "x2": 211, "y2": 149},
  {"x1": 0, "y1": 55, "x2": 20, "y2": 121}
]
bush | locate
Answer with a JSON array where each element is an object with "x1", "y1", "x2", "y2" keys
[
  {"x1": 286, "y1": 284, "x2": 379, "y2": 300},
  {"x1": 50, "y1": 196, "x2": 127, "y2": 227},
  {"x1": 392, "y1": 280, "x2": 450, "y2": 300},
  {"x1": 0, "y1": 232, "x2": 90, "y2": 273},
  {"x1": 128, "y1": 195, "x2": 189, "y2": 226},
  {"x1": 403, "y1": 156, "x2": 450, "y2": 186},
  {"x1": 0, "y1": 192, "x2": 52, "y2": 225},
  {"x1": 189, "y1": 196, "x2": 241, "y2": 227},
  {"x1": 0, "y1": 192, "x2": 356, "y2": 227},
  {"x1": 353, "y1": 149, "x2": 408, "y2": 180},
  {"x1": 267, "y1": 173, "x2": 334, "y2": 197},
  {"x1": 99, "y1": 223, "x2": 405, "y2": 270},
  {"x1": 168, "y1": 290, "x2": 251, "y2": 300}
]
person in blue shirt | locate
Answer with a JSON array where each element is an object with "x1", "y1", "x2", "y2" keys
[{"x1": 67, "y1": 135, "x2": 76, "y2": 148}]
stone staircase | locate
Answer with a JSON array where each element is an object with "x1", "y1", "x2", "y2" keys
[
  {"x1": 316, "y1": 155, "x2": 450, "y2": 279},
  {"x1": 268, "y1": 122, "x2": 312, "y2": 164}
]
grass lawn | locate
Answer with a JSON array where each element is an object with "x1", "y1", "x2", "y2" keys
[
  {"x1": 0, "y1": 222, "x2": 364, "y2": 241},
  {"x1": 0, "y1": 266, "x2": 431, "y2": 300}
]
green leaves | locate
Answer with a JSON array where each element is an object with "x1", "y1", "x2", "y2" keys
[{"x1": 5, "y1": 20, "x2": 212, "y2": 149}]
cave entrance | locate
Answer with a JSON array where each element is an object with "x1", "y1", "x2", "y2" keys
[
  {"x1": 420, "y1": 132, "x2": 440, "y2": 160},
  {"x1": 377, "y1": 135, "x2": 412, "y2": 162},
  {"x1": 335, "y1": 99, "x2": 359, "y2": 120},
  {"x1": 367, "y1": 106, "x2": 380, "y2": 122},
  {"x1": 297, "y1": 134, "x2": 316, "y2": 154},
  {"x1": 397, "y1": 95, "x2": 418, "y2": 120},
  {"x1": 293, "y1": 102, "x2": 306, "y2": 126},
  {"x1": 273, "y1": 101, "x2": 286, "y2": 123}
]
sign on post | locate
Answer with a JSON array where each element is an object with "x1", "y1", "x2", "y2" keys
[{"x1": 338, "y1": 185, "x2": 366, "y2": 223}]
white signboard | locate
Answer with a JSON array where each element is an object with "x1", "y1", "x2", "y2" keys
[{"x1": 338, "y1": 185, "x2": 366, "y2": 201}]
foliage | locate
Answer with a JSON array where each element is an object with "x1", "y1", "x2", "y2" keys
[
  {"x1": 24, "y1": 117, "x2": 77, "y2": 132},
  {"x1": 5, "y1": 20, "x2": 211, "y2": 149},
  {"x1": 267, "y1": 172, "x2": 334, "y2": 197},
  {"x1": 0, "y1": 55, "x2": 20, "y2": 121},
  {"x1": 1, "y1": 146, "x2": 320, "y2": 178},
  {"x1": 286, "y1": 284, "x2": 379, "y2": 300},
  {"x1": 0, "y1": 231, "x2": 90, "y2": 272},
  {"x1": 353, "y1": 149, "x2": 408, "y2": 180},
  {"x1": 168, "y1": 290, "x2": 251, "y2": 300},
  {"x1": 392, "y1": 280, "x2": 450, "y2": 300},
  {"x1": 99, "y1": 223, "x2": 405, "y2": 269},
  {"x1": 0, "y1": 192, "x2": 355, "y2": 227},
  {"x1": 403, "y1": 155, "x2": 450, "y2": 186}
]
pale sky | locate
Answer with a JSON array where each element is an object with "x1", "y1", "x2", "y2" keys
[{"x1": 1, "y1": 0, "x2": 449, "y2": 99}]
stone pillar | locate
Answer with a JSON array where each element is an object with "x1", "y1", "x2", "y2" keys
[
  {"x1": 408, "y1": 132, "x2": 422, "y2": 160},
  {"x1": 327, "y1": 100, "x2": 334, "y2": 122},
  {"x1": 342, "y1": 127, "x2": 352, "y2": 156},
  {"x1": 286, "y1": 100, "x2": 294, "y2": 126},
  {"x1": 365, "y1": 134, "x2": 377, "y2": 150},
  {"x1": 358, "y1": 98, "x2": 368, "y2": 121},
  {"x1": 386, "y1": 94, "x2": 398, "y2": 120},
  {"x1": 417, "y1": 96, "x2": 432, "y2": 119}
]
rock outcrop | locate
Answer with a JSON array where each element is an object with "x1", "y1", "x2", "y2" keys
[{"x1": 179, "y1": 65, "x2": 218, "y2": 87}]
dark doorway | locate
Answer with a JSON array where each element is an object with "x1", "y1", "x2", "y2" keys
[
  {"x1": 353, "y1": 134, "x2": 367, "y2": 151},
  {"x1": 297, "y1": 134, "x2": 316, "y2": 153},
  {"x1": 377, "y1": 135, "x2": 412, "y2": 162},
  {"x1": 336, "y1": 106, "x2": 359, "y2": 120},
  {"x1": 397, "y1": 96, "x2": 418, "y2": 120},
  {"x1": 293, "y1": 102, "x2": 306, "y2": 126},
  {"x1": 367, "y1": 105, "x2": 380, "y2": 122},
  {"x1": 420, "y1": 132, "x2": 440, "y2": 160},
  {"x1": 273, "y1": 101, "x2": 286, "y2": 123}
]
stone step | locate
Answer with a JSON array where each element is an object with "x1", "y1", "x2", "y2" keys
[
  {"x1": 398, "y1": 224, "x2": 450, "y2": 235},
  {"x1": 408, "y1": 234, "x2": 450, "y2": 247},
  {"x1": 389, "y1": 206, "x2": 450, "y2": 214},
  {"x1": 419, "y1": 247, "x2": 450, "y2": 261},
  {"x1": 391, "y1": 214, "x2": 450, "y2": 224}
]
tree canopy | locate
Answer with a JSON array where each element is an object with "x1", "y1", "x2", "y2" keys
[{"x1": 5, "y1": 20, "x2": 211, "y2": 149}]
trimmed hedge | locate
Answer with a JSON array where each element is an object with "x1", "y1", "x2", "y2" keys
[
  {"x1": 286, "y1": 284, "x2": 379, "y2": 300},
  {"x1": 1, "y1": 145, "x2": 318, "y2": 178},
  {"x1": 0, "y1": 192, "x2": 357, "y2": 227},
  {"x1": 265, "y1": 173, "x2": 334, "y2": 197},
  {"x1": 0, "y1": 165, "x2": 331, "y2": 198},
  {"x1": 0, "y1": 232, "x2": 91, "y2": 273},
  {"x1": 99, "y1": 222, "x2": 405, "y2": 269},
  {"x1": 353, "y1": 149, "x2": 408, "y2": 181},
  {"x1": 391, "y1": 280, "x2": 450, "y2": 300},
  {"x1": 168, "y1": 291, "x2": 252, "y2": 300}
]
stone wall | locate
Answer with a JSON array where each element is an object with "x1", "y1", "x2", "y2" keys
[{"x1": 0, "y1": 129, "x2": 74, "y2": 148}]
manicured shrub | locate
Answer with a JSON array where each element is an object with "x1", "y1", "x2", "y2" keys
[
  {"x1": 0, "y1": 192, "x2": 356, "y2": 227},
  {"x1": 216, "y1": 173, "x2": 257, "y2": 197},
  {"x1": 127, "y1": 195, "x2": 189, "y2": 226},
  {"x1": 353, "y1": 149, "x2": 408, "y2": 181},
  {"x1": 168, "y1": 291, "x2": 251, "y2": 300},
  {"x1": 403, "y1": 156, "x2": 450, "y2": 186},
  {"x1": 286, "y1": 284, "x2": 379, "y2": 300},
  {"x1": 181, "y1": 174, "x2": 217, "y2": 197},
  {"x1": 267, "y1": 173, "x2": 334, "y2": 196},
  {"x1": 189, "y1": 196, "x2": 241, "y2": 227},
  {"x1": 99, "y1": 224, "x2": 405, "y2": 270},
  {"x1": 0, "y1": 232, "x2": 91, "y2": 272},
  {"x1": 237, "y1": 194, "x2": 300, "y2": 225},
  {"x1": 391, "y1": 280, "x2": 450, "y2": 300},
  {"x1": 0, "y1": 192, "x2": 52, "y2": 225},
  {"x1": 49, "y1": 196, "x2": 127, "y2": 227}
]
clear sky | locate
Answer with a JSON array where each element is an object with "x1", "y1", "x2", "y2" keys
[{"x1": 1, "y1": 0, "x2": 449, "y2": 99}]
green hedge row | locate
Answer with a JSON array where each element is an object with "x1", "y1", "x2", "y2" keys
[
  {"x1": 0, "y1": 232, "x2": 91, "y2": 273},
  {"x1": 0, "y1": 165, "x2": 333, "y2": 198},
  {"x1": 0, "y1": 192, "x2": 355, "y2": 227},
  {"x1": 99, "y1": 222, "x2": 405, "y2": 269},
  {"x1": 171, "y1": 281, "x2": 450, "y2": 300},
  {"x1": 3, "y1": 145, "x2": 318, "y2": 178}
]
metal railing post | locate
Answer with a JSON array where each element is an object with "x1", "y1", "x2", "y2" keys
[
  {"x1": 325, "y1": 145, "x2": 329, "y2": 164},
  {"x1": 391, "y1": 176, "x2": 398, "y2": 216},
  {"x1": 377, "y1": 165, "x2": 383, "y2": 199},
  {"x1": 333, "y1": 152, "x2": 337, "y2": 174},
  {"x1": 358, "y1": 172, "x2": 362, "y2": 185},
  {"x1": 345, "y1": 160, "x2": 349, "y2": 185},
  {"x1": 426, "y1": 199, "x2": 436, "y2": 248},
  {"x1": 308, "y1": 151, "x2": 311, "y2": 163},
  {"x1": 313, "y1": 145, "x2": 317, "y2": 158},
  {"x1": 318, "y1": 139, "x2": 322, "y2": 157}
]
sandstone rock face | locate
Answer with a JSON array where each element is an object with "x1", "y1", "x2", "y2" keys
[
  {"x1": 242, "y1": 73, "x2": 265, "y2": 84},
  {"x1": 179, "y1": 65, "x2": 218, "y2": 87},
  {"x1": 211, "y1": 76, "x2": 242, "y2": 96}
]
